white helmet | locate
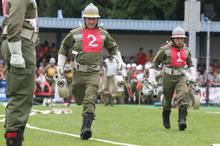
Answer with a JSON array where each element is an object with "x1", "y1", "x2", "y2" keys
[
  {"x1": 144, "y1": 62, "x2": 152, "y2": 70},
  {"x1": 49, "y1": 57, "x2": 56, "y2": 64},
  {"x1": 82, "y1": 3, "x2": 100, "y2": 18},
  {"x1": 126, "y1": 64, "x2": 131, "y2": 68},
  {"x1": 131, "y1": 63, "x2": 137, "y2": 68},
  {"x1": 136, "y1": 65, "x2": 143, "y2": 71},
  {"x1": 64, "y1": 64, "x2": 72, "y2": 72},
  {"x1": 171, "y1": 26, "x2": 187, "y2": 38}
]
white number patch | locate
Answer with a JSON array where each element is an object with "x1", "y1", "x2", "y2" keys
[
  {"x1": 88, "y1": 34, "x2": 98, "y2": 47},
  {"x1": 177, "y1": 52, "x2": 183, "y2": 62}
]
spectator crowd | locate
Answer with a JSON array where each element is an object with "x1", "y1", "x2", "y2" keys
[{"x1": 1, "y1": 43, "x2": 220, "y2": 105}]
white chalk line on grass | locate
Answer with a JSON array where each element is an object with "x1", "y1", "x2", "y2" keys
[
  {"x1": 26, "y1": 124, "x2": 139, "y2": 146},
  {"x1": 0, "y1": 114, "x2": 5, "y2": 122},
  {"x1": 206, "y1": 111, "x2": 220, "y2": 114},
  {"x1": 0, "y1": 116, "x2": 138, "y2": 146}
]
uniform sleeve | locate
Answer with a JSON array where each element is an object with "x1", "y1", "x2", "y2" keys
[
  {"x1": 58, "y1": 32, "x2": 75, "y2": 56},
  {"x1": 7, "y1": 0, "x2": 29, "y2": 42},
  {"x1": 186, "y1": 50, "x2": 193, "y2": 68},
  {"x1": 152, "y1": 47, "x2": 165, "y2": 69},
  {"x1": 44, "y1": 65, "x2": 49, "y2": 74},
  {"x1": 104, "y1": 32, "x2": 119, "y2": 56}
]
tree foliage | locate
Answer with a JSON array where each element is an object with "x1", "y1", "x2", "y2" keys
[{"x1": 37, "y1": 0, "x2": 220, "y2": 21}]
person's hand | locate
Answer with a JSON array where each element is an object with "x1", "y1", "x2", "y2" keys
[
  {"x1": 57, "y1": 54, "x2": 67, "y2": 77},
  {"x1": 56, "y1": 66, "x2": 64, "y2": 77},
  {"x1": 10, "y1": 54, "x2": 25, "y2": 68},
  {"x1": 8, "y1": 41, "x2": 25, "y2": 68}
]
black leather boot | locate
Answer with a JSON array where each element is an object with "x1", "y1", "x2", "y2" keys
[
  {"x1": 5, "y1": 131, "x2": 23, "y2": 146},
  {"x1": 162, "y1": 109, "x2": 171, "y2": 129},
  {"x1": 178, "y1": 105, "x2": 187, "y2": 131},
  {"x1": 80, "y1": 113, "x2": 94, "y2": 140}
]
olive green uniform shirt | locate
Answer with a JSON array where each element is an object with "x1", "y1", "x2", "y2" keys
[
  {"x1": 2, "y1": 0, "x2": 38, "y2": 42},
  {"x1": 153, "y1": 41, "x2": 193, "y2": 69},
  {"x1": 153, "y1": 41, "x2": 193, "y2": 109},
  {"x1": 58, "y1": 26, "x2": 120, "y2": 65}
]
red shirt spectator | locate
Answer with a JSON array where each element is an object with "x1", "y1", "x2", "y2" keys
[{"x1": 137, "y1": 47, "x2": 146, "y2": 65}]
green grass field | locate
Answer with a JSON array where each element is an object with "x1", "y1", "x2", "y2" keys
[{"x1": 0, "y1": 103, "x2": 220, "y2": 146}]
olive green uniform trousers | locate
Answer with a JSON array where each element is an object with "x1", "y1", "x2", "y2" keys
[
  {"x1": 67, "y1": 79, "x2": 73, "y2": 97},
  {"x1": 162, "y1": 73, "x2": 189, "y2": 110},
  {"x1": 1, "y1": 38, "x2": 35, "y2": 132},
  {"x1": 72, "y1": 71, "x2": 100, "y2": 117}
]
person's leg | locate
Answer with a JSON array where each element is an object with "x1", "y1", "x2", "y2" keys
[
  {"x1": 72, "y1": 71, "x2": 85, "y2": 105},
  {"x1": 109, "y1": 76, "x2": 115, "y2": 106},
  {"x1": 162, "y1": 74, "x2": 176, "y2": 129},
  {"x1": 175, "y1": 76, "x2": 189, "y2": 131},
  {"x1": 4, "y1": 39, "x2": 35, "y2": 145},
  {"x1": 103, "y1": 77, "x2": 110, "y2": 105},
  {"x1": 80, "y1": 71, "x2": 100, "y2": 140}
]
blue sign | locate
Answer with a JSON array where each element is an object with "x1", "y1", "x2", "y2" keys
[{"x1": 0, "y1": 80, "x2": 7, "y2": 102}]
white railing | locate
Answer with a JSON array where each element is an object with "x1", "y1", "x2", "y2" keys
[{"x1": 0, "y1": 16, "x2": 220, "y2": 32}]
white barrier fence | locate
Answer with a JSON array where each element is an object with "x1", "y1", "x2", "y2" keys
[
  {"x1": 199, "y1": 87, "x2": 220, "y2": 104},
  {"x1": 1, "y1": 81, "x2": 220, "y2": 104}
]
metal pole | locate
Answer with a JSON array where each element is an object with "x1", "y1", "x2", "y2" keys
[
  {"x1": 188, "y1": 0, "x2": 197, "y2": 58},
  {"x1": 206, "y1": 19, "x2": 210, "y2": 74},
  {"x1": 205, "y1": 18, "x2": 211, "y2": 106},
  {"x1": 138, "y1": 91, "x2": 141, "y2": 106}
]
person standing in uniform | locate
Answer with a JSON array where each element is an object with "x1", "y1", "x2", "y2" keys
[
  {"x1": 56, "y1": 3, "x2": 124, "y2": 140},
  {"x1": 152, "y1": 26, "x2": 193, "y2": 131},
  {"x1": 0, "y1": 0, "x2": 39, "y2": 145},
  {"x1": 103, "y1": 56, "x2": 118, "y2": 106}
]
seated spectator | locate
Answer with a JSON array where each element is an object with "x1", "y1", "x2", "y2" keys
[
  {"x1": 39, "y1": 41, "x2": 49, "y2": 61},
  {"x1": 146, "y1": 49, "x2": 154, "y2": 62},
  {"x1": 39, "y1": 57, "x2": 48, "y2": 68},
  {"x1": 35, "y1": 66, "x2": 46, "y2": 83},
  {"x1": 197, "y1": 58, "x2": 206, "y2": 74}
]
